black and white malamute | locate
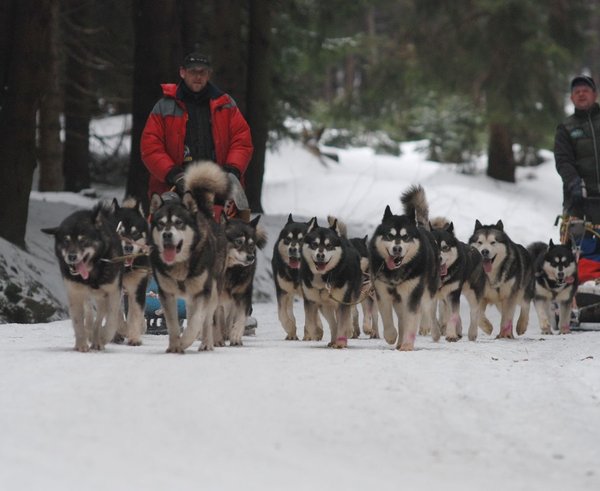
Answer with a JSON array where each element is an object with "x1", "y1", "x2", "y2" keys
[
  {"x1": 300, "y1": 218, "x2": 362, "y2": 348},
  {"x1": 369, "y1": 185, "x2": 440, "y2": 351},
  {"x1": 431, "y1": 220, "x2": 486, "y2": 342},
  {"x1": 348, "y1": 235, "x2": 379, "y2": 339},
  {"x1": 527, "y1": 240, "x2": 578, "y2": 335},
  {"x1": 272, "y1": 214, "x2": 322, "y2": 341},
  {"x1": 42, "y1": 201, "x2": 123, "y2": 352},
  {"x1": 112, "y1": 198, "x2": 151, "y2": 346},
  {"x1": 469, "y1": 220, "x2": 534, "y2": 338},
  {"x1": 215, "y1": 215, "x2": 267, "y2": 346},
  {"x1": 148, "y1": 161, "x2": 229, "y2": 353}
]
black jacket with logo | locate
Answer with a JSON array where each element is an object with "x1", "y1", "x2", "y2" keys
[{"x1": 554, "y1": 102, "x2": 600, "y2": 208}]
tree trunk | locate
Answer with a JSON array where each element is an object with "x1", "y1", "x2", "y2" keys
[
  {"x1": 62, "y1": 0, "x2": 92, "y2": 192},
  {"x1": 245, "y1": 0, "x2": 272, "y2": 213},
  {"x1": 212, "y1": 0, "x2": 246, "y2": 113},
  {"x1": 127, "y1": 0, "x2": 181, "y2": 209},
  {"x1": 38, "y1": 0, "x2": 64, "y2": 192},
  {"x1": 487, "y1": 122, "x2": 515, "y2": 183},
  {"x1": 0, "y1": 0, "x2": 52, "y2": 247}
]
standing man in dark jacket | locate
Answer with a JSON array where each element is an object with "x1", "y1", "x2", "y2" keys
[
  {"x1": 141, "y1": 52, "x2": 253, "y2": 220},
  {"x1": 554, "y1": 75, "x2": 600, "y2": 218}
]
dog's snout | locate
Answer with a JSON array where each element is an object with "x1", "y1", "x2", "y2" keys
[
  {"x1": 247, "y1": 254, "x2": 255, "y2": 263},
  {"x1": 162, "y1": 231, "x2": 173, "y2": 242},
  {"x1": 481, "y1": 249, "x2": 489, "y2": 258},
  {"x1": 124, "y1": 244, "x2": 134, "y2": 254},
  {"x1": 67, "y1": 253, "x2": 78, "y2": 263},
  {"x1": 392, "y1": 244, "x2": 402, "y2": 256},
  {"x1": 316, "y1": 251, "x2": 325, "y2": 262}
]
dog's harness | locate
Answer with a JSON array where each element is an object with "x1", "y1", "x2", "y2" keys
[
  {"x1": 100, "y1": 222, "x2": 153, "y2": 268},
  {"x1": 325, "y1": 271, "x2": 376, "y2": 306}
]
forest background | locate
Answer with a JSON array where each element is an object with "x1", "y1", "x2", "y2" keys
[{"x1": 0, "y1": 0, "x2": 599, "y2": 248}]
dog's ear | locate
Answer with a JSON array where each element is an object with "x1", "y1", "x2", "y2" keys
[
  {"x1": 253, "y1": 216, "x2": 268, "y2": 250},
  {"x1": 111, "y1": 198, "x2": 120, "y2": 211},
  {"x1": 41, "y1": 227, "x2": 58, "y2": 236},
  {"x1": 549, "y1": 238, "x2": 555, "y2": 248},
  {"x1": 182, "y1": 191, "x2": 198, "y2": 214},
  {"x1": 446, "y1": 222, "x2": 454, "y2": 234},
  {"x1": 287, "y1": 213, "x2": 294, "y2": 224},
  {"x1": 384, "y1": 205, "x2": 393, "y2": 220},
  {"x1": 495, "y1": 220, "x2": 504, "y2": 231},
  {"x1": 474, "y1": 219, "x2": 483, "y2": 231},
  {"x1": 249, "y1": 214, "x2": 261, "y2": 228},
  {"x1": 362, "y1": 234, "x2": 368, "y2": 245},
  {"x1": 306, "y1": 217, "x2": 318, "y2": 233},
  {"x1": 149, "y1": 193, "x2": 163, "y2": 215}
]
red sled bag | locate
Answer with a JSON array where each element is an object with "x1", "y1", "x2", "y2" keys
[{"x1": 577, "y1": 257, "x2": 600, "y2": 283}]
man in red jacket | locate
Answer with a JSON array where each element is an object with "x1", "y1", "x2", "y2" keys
[
  {"x1": 141, "y1": 52, "x2": 253, "y2": 220},
  {"x1": 141, "y1": 53, "x2": 258, "y2": 333}
]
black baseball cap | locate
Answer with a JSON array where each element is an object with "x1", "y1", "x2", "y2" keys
[
  {"x1": 182, "y1": 52, "x2": 211, "y2": 69},
  {"x1": 571, "y1": 75, "x2": 596, "y2": 92}
]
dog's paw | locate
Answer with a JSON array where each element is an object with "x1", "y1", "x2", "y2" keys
[
  {"x1": 166, "y1": 345, "x2": 184, "y2": 354},
  {"x1": 445, "y1": 335, "x2": 460, "y2": 342},
  {"x1": 285, "y1": 334, "x2": 299, "y2": 340},
  {"x1": 479, "y1": 315, "x2": 494, "y2": 335},
  {"x1": 418, "y1": 326, "x2": 431, "y2": 336},
  {"x1": 127, "y1": 338, "x2": 142, "y2": 346},
  {"x1": 559, "y1": 325, "x2": 571, "y2": 335},
  {"x1": 214, "y1": 340, "x2": 226, "y2": 347},
  {"x1": 398, "y1": 342, "x2": 414, "y2": 351},
  {"x1": 74, "y1": 343, "x2": 90, "y2": 353},
  {"x1": 112, "y1": 333, "x2": 125, "y2": 344},
  {"x1": 229, "y1": 340, "x2": 243, "y2": 347},
  {"x1": 198, "y1": 343, "x2": 214, "y2": 351}
]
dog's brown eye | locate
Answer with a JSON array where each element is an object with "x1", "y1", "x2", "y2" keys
[{"x1": 234, "y1": 238, "x2": 244, "y2": 247}]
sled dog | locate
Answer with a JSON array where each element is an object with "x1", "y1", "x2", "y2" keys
[
  {"x1": 468, "y1": 220, "x2": 534, "y2": 338},
  {"x1": 369, "y1": 185, "x2": 440, "y2": 351},
  {"x1": 112, "y1": 198, "x2": 151, "y2": 346},
  {"x1": 527, "y1": 240, "x2": 578, "y2": 335},
  {"x1": 348, "y1": 235, "x2": 379, "y2": 338},
  {"x1": 272, "y1": 214, "x2": 323, "y2": 340},
  {"x1": 300, "y1": 218, "x2": 362, "y2": 348},
  {"x1": 42, "y1": 201, "x2": 123, "y2": 352},
  {"x1": 430, "y1": 220, "x2": 486, "y2": 341},
  {"x1": 215, "y1": 215, "x2": 267, "y2": 346},
  {"x1": 148, "y1": 161, "x2": 229, "y2": 353}
]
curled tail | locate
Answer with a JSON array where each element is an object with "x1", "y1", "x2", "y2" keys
[
  {"x1": 401, "y1": 184, "x2": 430, "y2": 230},
  {"x1": 183, "y1": 161, "x2": 231, "y2": 219}
]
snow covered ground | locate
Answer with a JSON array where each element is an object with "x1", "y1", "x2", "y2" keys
[{"x1": 1, "y1": 137, "x2": 599, "y2": 490}]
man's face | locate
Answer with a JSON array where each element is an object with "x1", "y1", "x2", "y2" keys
[
  {"x1": 570, "y1": 84, "x2": 597, "y2": 111},
  {"x1": 179, "y1": 66, "x2": 211, "y2": 93}
]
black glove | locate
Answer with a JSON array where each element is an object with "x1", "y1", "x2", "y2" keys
[
  {"x1": 222, "y1": 164, "x2": 241, "y2": 180},
  {"x1": 568, "y1": 177, "x2": 584, "y2": 207},
  {"x1": 166, "y1": 167, "x2": 186, "y2": 196}
]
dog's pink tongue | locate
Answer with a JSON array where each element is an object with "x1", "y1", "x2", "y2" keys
[
  {"x1": 289, "y1": 258, "x2": 300, "y2": 269},
  {"x1": 162, "y1": 246, "x2": 177, "y2": 263},
  {"x1": 440, "y1": 263, "x2": 448, "y2": 277},
  {"x1": 483, "y1": 259, "x2": 492, "y2": 273},
  {"x1": 76, "y1": 262, "x2": 90, "y2": 280},
  {"x1": 386, "y1": 256, "x2": 400, "y2": 270},
  {"x1": 316, "y1": 262, "x2": 327, "y2": 272}
]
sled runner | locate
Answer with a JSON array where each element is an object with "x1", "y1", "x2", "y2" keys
[{"x1": 559, "y1": 196, "x2": 600, "y2": 331}]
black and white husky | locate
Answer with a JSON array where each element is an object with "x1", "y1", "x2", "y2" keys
[
  {"x1": 469, "y1": 220, "x2": 534, "y2": 338},
  {"x1": 527, "y1": 240, "x2": 578, "y2": 335},
  {"x1": 348, "y1": 235, "x2": 379, "y2": 339},
  {"x1": 148, "y1": 161, "x2": 229, "y2": 353},
  {"x1": 430, "y1": 220, "x2": 486, "y2": 342},
  {"x1": 369, "y1": 185, "x2": 440, "y2": 351},
  {"x1": 300, "y1": 218, "x2": 362, "y2": 348},
  {"x1": 215, "y1": 215, "x2": 267, "y2": 346},
  {"x1": 272, "y1": 214, "x2": 322, "y2": 340},
  {"x1": 42, "y1": 202, "x2": 123, "y2": 352},
  {"x1": 113, "y1": 198, "x2": 150, "y2": 346}
]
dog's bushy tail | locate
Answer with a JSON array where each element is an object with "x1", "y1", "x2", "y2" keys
[
  {"x1": 401, "y1": 184, "x2": 430, "y2": 230},
  {"x1": 184, "y1": 161, "x2": 231, "y2": 218}
]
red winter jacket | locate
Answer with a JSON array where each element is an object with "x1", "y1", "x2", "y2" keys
[{"x1": 141, "y1": 82, "x2": 253, "y2": 197}]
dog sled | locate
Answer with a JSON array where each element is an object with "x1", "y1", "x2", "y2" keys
[{"x1": 558, "y1": 196, "x2": 600, "y2": 331}]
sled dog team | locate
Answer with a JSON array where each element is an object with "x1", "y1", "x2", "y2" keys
[{"x1": 44, "y1": 162, "x2": 577, "y2": 352}]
